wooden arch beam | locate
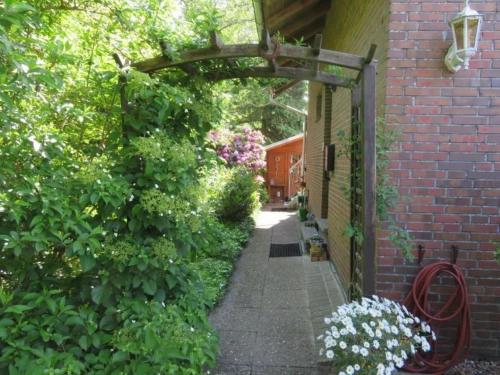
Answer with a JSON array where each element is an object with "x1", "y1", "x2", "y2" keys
[
  {"x1": 202, "y1": 66, "x2": 354, "y2": 88},
  {"x1": 131, "y1": 41, "x2": 365, "y2": 74}
]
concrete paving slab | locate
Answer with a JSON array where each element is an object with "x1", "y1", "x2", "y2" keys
[
  {"x1": 257, "y1": 307, "x2": 312, "y2": 336},
  {"x1": 217, "y1": 330, "x2": 256, "y2": 366},
  {"x1": 264, "y1": 274, "x2": 305, "y2": 290},
  {"x1": 222, "y1": 286, "x2": 263, "y2": 308},
  {"x1": 252, "y1": 365, "x2": 320, "y2": 375},
  {"x1": 253, "y1": 332, "x2": 316, "y2": 367},
  {"x1": 210, "y1": 307, "x2": 261, "y2": 332},
  {"x1": 262, "y1": 288, "x2": 308, "y2": 310},
  {"x1": 208, "y1": 364, "x2": 252, "y2": 375}
]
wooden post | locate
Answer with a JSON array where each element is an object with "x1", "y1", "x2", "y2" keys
[{"x1": 361, "y1": 62, "x2": 377, "y2": 296}]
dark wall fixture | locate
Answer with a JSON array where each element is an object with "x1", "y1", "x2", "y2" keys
[{"x1": 324, "y1": 143, "x2": 335, "y2": 172}]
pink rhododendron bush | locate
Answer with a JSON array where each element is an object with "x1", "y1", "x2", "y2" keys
[{"x1": 208, "y1": 127, "x2": 266, "y2": 172}]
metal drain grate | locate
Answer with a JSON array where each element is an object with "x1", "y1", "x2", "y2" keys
[{"x1": 269, "y1": 243, "x2": 302, "y2": 257}]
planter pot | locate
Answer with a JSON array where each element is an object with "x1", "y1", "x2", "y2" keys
[
  {"x1": 299, "y1": 207, "x2": 308, "y2": 221},
  {"x1": 310, "y1": 242, "x2": 327, "y2": 261}
]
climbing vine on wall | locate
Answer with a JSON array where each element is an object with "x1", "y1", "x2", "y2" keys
[{"x1": 337, "y1": 118, "x2": 414, "y2": 260}]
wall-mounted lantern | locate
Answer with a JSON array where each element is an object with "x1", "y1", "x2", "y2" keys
[{"x1": 445, "y1": 0, "x2": 483, "y2": 73}]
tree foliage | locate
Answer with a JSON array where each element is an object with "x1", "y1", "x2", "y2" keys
[{"x1": 0, "y1": 1, "x2": 264, "y2": 373}]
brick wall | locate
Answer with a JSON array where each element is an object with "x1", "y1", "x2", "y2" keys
[
  {"x1": 381, "y1": 0, "x2": 500, "y2": 359},
  {"x1": 314, "y1": 0, "x2": 390, "y2": 290},
  {"x1": 304, "y1": 83, "x2": 326, "y2": 219}
]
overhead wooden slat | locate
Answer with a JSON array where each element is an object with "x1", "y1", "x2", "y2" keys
[
  {"x1": 279, "y1": 1, "x2": 330, "y2": 37},
  {"x1": 204, "y1": 66, "x2": 354, "y2": 88},
  {"x1": 268, "y1": 0, "x2": 322, "y2": 31},
  {"x1": 132, "y1": 43, "x2": 364, "y2": 74},
  {"x1": 178, "y1": 63, "x2": 198, "y2": 76},
  {"x1": 273, "y1": 79, "x2": 301, "y2": 97}
]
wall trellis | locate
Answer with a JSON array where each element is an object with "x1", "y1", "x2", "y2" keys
[{"x1": 114, "y1": 30, "x2": 377, "y2": 298}]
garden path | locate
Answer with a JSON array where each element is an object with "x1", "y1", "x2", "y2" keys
[{"x1": 209, "y1": 207, "x2": 345, "y2": 375}]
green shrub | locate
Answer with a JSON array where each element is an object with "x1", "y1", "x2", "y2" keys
[
  {"x1": 258, "y1": 182, "x2": 270, "y2": 205},
  {"x1": 212, "y1": 167, "x2": 260, "y2": 223},
  {"x1": 0, "y1": 288, "x2": 217, "y2": 375},
  {"x1": 0, "y1": 2, "x2": 259, "y2": 373}
]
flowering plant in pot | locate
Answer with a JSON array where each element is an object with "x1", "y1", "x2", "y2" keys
[{"x1": 318, "y1": 296, "x2": 436, "y2": 375}]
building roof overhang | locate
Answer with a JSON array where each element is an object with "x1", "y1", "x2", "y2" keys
[
  {"x1": 264, "y1": 133, "x2": 304, "y2": 151},
  {"x1": 252, "y1": 0, "x2": 331, "y2": 46}
]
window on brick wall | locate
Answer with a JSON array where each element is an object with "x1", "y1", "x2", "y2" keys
[{"x1": 315, "y1": 92, "x2": 322, "y2": 122}]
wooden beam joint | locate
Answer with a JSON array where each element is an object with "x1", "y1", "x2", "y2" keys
[
  {"x1": 159, "y1": 40, "x2": 173, "y2": 61},
  {"x1": 112, "y1": 53, "x2": 128, "y2": 69},
  {"x1": 312, "y1": 34, "x2": 323, "y2": 56},
  {"x1": 260, "y1": 29, "x2": 272, "y2": 51},
  {"x1": 210, "y1": 31, "x2": 224, "y2": 51}
]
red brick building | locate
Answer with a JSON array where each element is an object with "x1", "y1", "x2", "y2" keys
[
  {"x1": 302, "y1": 0, "x2": 500, "y2": 359},
  {"x1": 254, "y1": 0, "x2": 500, "y2": 359}
]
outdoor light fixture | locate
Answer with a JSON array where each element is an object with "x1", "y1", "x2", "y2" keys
[{"x1": 445, "y1": 0, "x2": 483, "y2": 73}]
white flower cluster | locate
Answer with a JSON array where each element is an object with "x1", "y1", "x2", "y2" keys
[{"x1": 318, "y1": 295, "x2": 436, "y2": 375}]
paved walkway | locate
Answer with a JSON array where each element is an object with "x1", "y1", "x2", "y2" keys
[{"x1": 209, "y1": 208, "x2": 345, "y2": 375}]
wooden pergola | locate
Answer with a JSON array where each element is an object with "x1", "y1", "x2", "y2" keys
[{"x1": 114, "y1": 31, "x2": 377, "y2": 297}]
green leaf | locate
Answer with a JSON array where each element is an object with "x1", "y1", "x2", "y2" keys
[
  {"x1": 91, "y1": 333, "x2": 101, "y2": 348},
  {"x1": 80, "y1": 254, "x2": 96, "y2": 271},
  {"x1": 66, "y1": 316, "x2": 84, "y2": 326},
  {"x1": 111, "y1": 351, "x2": 128, "y2": 363},
  {"x1": 91, "y1": 286, "x2": 104, "y2": 304},
  {"x1": 142, "y1": 279, "x2": 157, "y2": 295},
  {"x1": 4, "y1": 305, "x2": 33, "y2": 314},
  {"x1": 46, "y1": 298, "x2": 57, "y2": 314},
  {"x1": 79, "y1": 335, "x2": 89, "y2": 350},
  {"x1": 153, "y1": 288, "x2": 166, "y2": 302},
  {"x1": 99, "y1": 314, "x2": 116, "y2": 331}
]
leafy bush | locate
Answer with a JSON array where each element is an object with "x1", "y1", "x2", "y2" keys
[
  {"x1": 209, "y1": 167, "x2": 260, "y2": 223},
  {"x1": 0, "y1": 287, "x2": 217, "y2": 375},
  {"x1": 0, "y1": 1, "x2": 262, "y2": 373}
]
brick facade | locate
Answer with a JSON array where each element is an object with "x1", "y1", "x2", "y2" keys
[
  {"x1": 304, "y1": 0, "x2": 500, "y2": 359},
  {"x1": 305, "y1": 0, "x2": 389, "y2": 291},
  {"x1": 381, "y1": 0, "x2": 500, "y2": 359},
  {"x1": 304, "y1": 83, "x2": 327, "y2": 218}
]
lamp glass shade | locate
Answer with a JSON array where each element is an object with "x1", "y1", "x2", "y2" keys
[
  {"x1": 467, "y1": 17, "x2": 480, "y2": 50},
  {"x1": 454, "y1": 20, "x2": 465, "y2": 50}
]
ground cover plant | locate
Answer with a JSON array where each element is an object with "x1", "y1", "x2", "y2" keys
[
  {"x1": 319, "y1": 296, "x2": 436, "y2": 375},
  {"x1": 0, "y1": 1, "x2": 263, "y2": 373}
]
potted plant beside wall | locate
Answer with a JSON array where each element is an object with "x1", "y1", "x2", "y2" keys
[
  {"x1": 299, "y1": 206, "x2": 308, "y2": 221},
  {"x1": 298, "y1": 189, "x2": 308, "y2": 221}
]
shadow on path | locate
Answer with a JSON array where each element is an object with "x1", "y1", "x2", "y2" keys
[{"x1": 208, "y1": 208, "x2": 340, "y2": 375}]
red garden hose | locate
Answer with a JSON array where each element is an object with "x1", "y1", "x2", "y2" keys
[{"x1": 402, "y1": 261, "x2": 471, "y2": 375}]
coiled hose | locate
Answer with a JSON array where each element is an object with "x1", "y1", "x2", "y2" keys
[{"x1": 402, "y1": 261, "x2": 471, "y2": 375}]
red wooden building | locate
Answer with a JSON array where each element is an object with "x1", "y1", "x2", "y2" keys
[{"x1": 264, "y1": 134, "x2": 303, "y2": 203}]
